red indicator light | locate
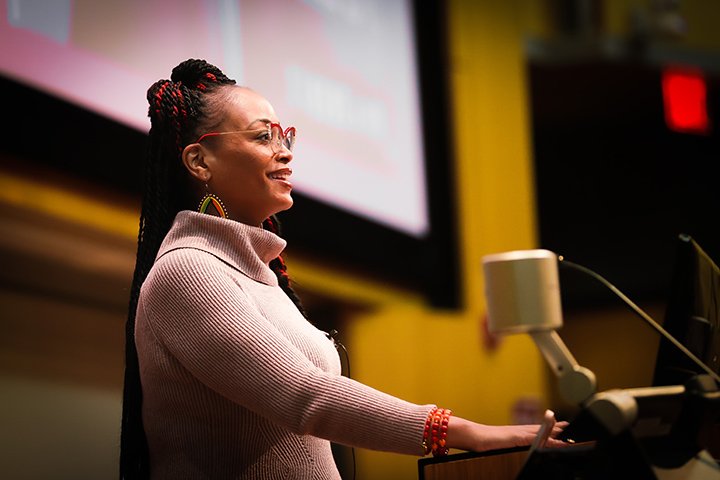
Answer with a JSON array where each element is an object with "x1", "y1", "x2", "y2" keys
[{"x1": 662, "y1": 67, "x2": 710, "y2": 134}]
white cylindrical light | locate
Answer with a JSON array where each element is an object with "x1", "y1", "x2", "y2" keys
[{"x1": 482, "y1": 249, "x2": 563, "y2": 334}]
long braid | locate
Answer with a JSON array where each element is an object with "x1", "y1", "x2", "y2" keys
[
  {"x1": 120, "y1": 60, "x2": 235, "y2": 480},
  {"x1": 263, "y1": 215, "x2": 308, "y2": 318}
]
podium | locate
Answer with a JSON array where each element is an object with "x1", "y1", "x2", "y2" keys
[
  {"x1": 418, "y1": 447, "x2": 529, "y2": 480},
  {"x1": 418, "y1": 437, "x2": 720, "y2": 479},
  {"x1": 417, "y1": 445, "x2": 600, "y2": 480}
]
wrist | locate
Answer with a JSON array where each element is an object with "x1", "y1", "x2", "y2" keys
[{"x1": 445, "y1": 416, "x2": 484, "y2": 452}]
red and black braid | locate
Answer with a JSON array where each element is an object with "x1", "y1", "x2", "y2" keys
[
  {"x1": 121, "y1": 59, "x2": 235, "y2": 480},
  {"x1": 263, "y1": 215, "x2": 308, "y2": 318}
]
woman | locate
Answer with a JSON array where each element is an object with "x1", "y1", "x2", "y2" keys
[{"x1": 120, "y1": 58, "x2": 565, "y2": 479}]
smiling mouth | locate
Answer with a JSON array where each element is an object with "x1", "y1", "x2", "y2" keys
[{"x1": 268, "y1": 168, "x2": 292, "y2": 182}]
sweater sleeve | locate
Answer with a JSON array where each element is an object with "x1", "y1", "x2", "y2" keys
[{"x1": 139, "y1": 249, "x2": 434, "y2": 456}]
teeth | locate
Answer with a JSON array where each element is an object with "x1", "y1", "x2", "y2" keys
[{"x1": 269, "y1": 171, "x2": 291, "y2": 181}]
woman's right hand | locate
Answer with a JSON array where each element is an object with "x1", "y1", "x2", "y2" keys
[{"x1": 445, "y1": 414, "x2": 569, "y2": 453}]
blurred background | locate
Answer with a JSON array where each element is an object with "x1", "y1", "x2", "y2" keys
[{"x1": 1, "y1": 0, "x2": 719, "y2": 478}]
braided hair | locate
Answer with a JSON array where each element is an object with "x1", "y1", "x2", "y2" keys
[
  {"x1": 263, "y1": 215, "x2": 307, "y2": 317},
  {"x1": 120, "y1": 59, "x2": 305, "y2": 479}
]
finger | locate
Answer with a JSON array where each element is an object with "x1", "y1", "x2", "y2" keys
[{"x1": 544, "y1": 437, "x2": 570, "y2": 448}]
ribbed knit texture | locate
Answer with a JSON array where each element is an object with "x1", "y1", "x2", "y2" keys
[{"x1": 135, "y1": 210, "x2": 435, "y2": 479}]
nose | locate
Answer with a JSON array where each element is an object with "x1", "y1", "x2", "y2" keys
[{"x1": 275, "y1": 145, "x2": 293, "y2": 164}]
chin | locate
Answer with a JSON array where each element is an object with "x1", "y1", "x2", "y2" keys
[
  {"x1": 272, "y1": 196, "x2": 293, "y2": 215},
  {"x1": 282, "y1": 194, "x2": 294, "y2": 209}
]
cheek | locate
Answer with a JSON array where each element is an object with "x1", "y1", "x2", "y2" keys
[
  {"x1": 228, "y1": 157, "x2": 270, "y2": 194},
  {"x1": 212, "y1": 148, "x2": 272, "y2": 196}
]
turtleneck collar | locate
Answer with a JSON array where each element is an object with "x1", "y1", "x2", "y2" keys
[{"x1": 156, "y1": 210, "x2": 287, "y2": 286}]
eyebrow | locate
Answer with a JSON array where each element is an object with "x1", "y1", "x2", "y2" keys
[{"x1": 247, "y1": 118, "x2": 273, "y2": 129}]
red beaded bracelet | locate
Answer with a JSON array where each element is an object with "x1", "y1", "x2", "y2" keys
[
  {"x1": 422, "y1": 407, "x2": 452, "y2": 457},
  {"x1": 422, "y1": 407, "x2": 437, "y2": 455}
]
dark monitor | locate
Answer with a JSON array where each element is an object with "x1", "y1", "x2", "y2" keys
[{"x1": 653, "y1": 234, "x2": 720, "y2": 387}]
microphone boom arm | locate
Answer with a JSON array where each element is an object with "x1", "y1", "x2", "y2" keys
[{"x1": 530, "y1": 330, "x2": 597, "y2": 405}]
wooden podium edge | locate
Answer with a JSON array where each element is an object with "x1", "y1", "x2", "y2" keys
[{"x1": 417, "y1": 446, "x2": 530, "y2": 480}]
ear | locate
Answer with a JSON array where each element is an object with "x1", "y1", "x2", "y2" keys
[{"x1": 182, "y1": 143, "x2": 211, "y2": 183}]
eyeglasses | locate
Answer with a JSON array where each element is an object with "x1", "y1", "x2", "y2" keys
[{"x1": 195, "y1": 122, "x2": 296, "y2": 152}]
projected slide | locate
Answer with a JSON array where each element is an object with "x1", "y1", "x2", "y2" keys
[{"x1": 0, "y1": 0, "x2": 428, "y2": 236}]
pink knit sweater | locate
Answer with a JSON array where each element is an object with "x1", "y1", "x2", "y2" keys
[{"x1": 135, "y1": 211, "x2": 434, "y2": 479}]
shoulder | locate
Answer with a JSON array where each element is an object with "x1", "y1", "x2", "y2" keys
[
  {"x1": 154, "y1": 246, "x2": 234, "y2": 277},
  {"x1": 139, "y1": 247, "x2": 261, "y2": 321},
  {"x1": 143, "y1": 247, "x2": 242, "y2": 299}
]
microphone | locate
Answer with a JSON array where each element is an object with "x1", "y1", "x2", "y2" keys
[
  {"x1": 325, "y1": 329, "x2": 351, "y2": 379},
  {"x1": 558, "y1": 258, "x2": 720, "y2": 384}
]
